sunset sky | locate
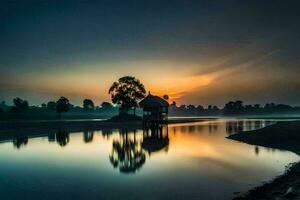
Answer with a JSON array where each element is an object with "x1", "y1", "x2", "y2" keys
[{"x1": 0, "y1": 0, "x2": 300, "y2": 106}]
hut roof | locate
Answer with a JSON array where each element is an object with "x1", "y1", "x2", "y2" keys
[{"x1": 139, "y1": 93, "x2": 169, "y2": 107}]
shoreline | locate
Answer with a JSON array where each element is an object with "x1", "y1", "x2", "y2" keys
[
  {"x1": 228, "y1": 120, "x2": 300, "y2": 199},
  {"x1": 0, "y1": 117, "x2": 216, "y2": 134}
]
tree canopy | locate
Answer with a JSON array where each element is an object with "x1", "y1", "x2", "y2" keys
[
  {"x1": 12, "y1": 97, "x2": 29, "y2": 112},
  {"x1": 83, "y1": 99, "x2": 94, "y2": 111},
  {"x1": 108, "y1": 76, "x2": 146, "y2": 114},
  {"x1": 56, "y1": 96, "x2": 70, "y2": 116}
]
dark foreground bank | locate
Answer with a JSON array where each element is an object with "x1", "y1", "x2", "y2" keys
[
  {"x1": 228, "y1": 120, "x2": 300, "y2": 200},
  {"x1": 0, "y1": 117, "x2": 215, "y2": 134}
]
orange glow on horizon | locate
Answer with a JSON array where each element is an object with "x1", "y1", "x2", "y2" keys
[{"x1": 148, "y1": 74, "x2": 217, "y2": 103}]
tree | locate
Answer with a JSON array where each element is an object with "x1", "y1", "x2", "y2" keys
[
  {"x1": 101, "y1": 102, "x2": 113, "y2": 111},
  {"x1": 197, "y1": 105, "x2": 204, "y2": 111},
  {"x1": 163, "y1": 94, "x2": 169, "y2": 101},
  {"x1": 56, "y1": 97, "x2": 70, "y2": 118},
  {"x1": 41, "y1": 103, "x2": 47, "y2": 109},
  {"x1": 12, "y1": 97, "x2": 29, "y2": 112},
  {"x1": 83, "y1": 99, "x2": 94, "y2": 111},
  {"x1": 224, "y1": 100, "x2": 244, "y2": 115},
  {"x1": 212, "y1": 105, "x2": 219, "y2": 111},
  {"x1": 0, "y1": 101, "x2": 7, "y2": 112},
  {"x1": 47, "y1": 101, "x2": 57, "y2": 111},
  {"x1": 171, "y1": 101, "x2": 177, "y2": 107},
  {"x1": 108, "y1": 76, "x2": 146, "y2": 114}
]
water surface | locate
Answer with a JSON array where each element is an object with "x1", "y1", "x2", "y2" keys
[{"x1": 0, "y1": 119, "x2": 298, "y2": 200}]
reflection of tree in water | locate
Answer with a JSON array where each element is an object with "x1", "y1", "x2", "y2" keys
[
  {"x1": 226, "y1": 121, "x2": 244, "y2": 135},
  {"x1": 83, "y1": 131, "x2": 94, "y2": 143},
  {"x1": 55, "y1": 131, "x2": 69, "y2": 147},
  {"x1": 13, "y1": 135, "x2": 28, "y2": 149},
  {"x1": 142, "y1": 125, "x2": 169, "y2": 155},
  {"x1": 255, "y1": 146, "x2": 260, "y2": 156},
  {"x1": 225, "y1": 120, "x2": 278, "y2": 136},
  {"x1": 254, "y1": 120, "x2": 263, "y2": 130},
  {"x1": 226, "y1": 120, "x2": 265, "y2": 135},
  {"x1": 188, "y1": 125, "x2": 195, "y2": 133},
  {"x1": 102, "y1": 129, "x2": 113, "y2": 139},
  {"x1": 208, "y1": 122, "x2": 218, "y2": 133},
  {"x1": 109, "y1": 130, "x2": 145, "y2": 173}
]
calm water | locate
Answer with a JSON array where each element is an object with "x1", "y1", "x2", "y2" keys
[{"x1": 0, "y1": 119, "x2": 299, "y2": 200}]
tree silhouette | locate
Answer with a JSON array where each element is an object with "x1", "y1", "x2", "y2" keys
[
  {"x1": 83, "y1": 99, "x2": 94, "y2": 111},
  {"x1": 47, "y1": 101, "x2": 57, "y2": 111},
  {"x1": 163, "y1": 94, "x2": 169, "y2": 101},
  {"x1": 108, "y1": 76, "x2": 146, "y2": 114},
  {"x1": 224, "y1": 100, "x2": 244, "y2": 115},
  {"x1": 56, "y1": 97, "x2": 70, "y2": 118},
  {"x1": 101, "y1": 102, "x2": 113, "y2": 111},
  {"x1": 12, "y1": 97, "x2": 29, "y2": 112},
  {"x1": 0, "y1": 101, "x2": 7, "y2": 112},
  {"x1": 41, "y1": 103, "x2": 47, "y2": 109}
]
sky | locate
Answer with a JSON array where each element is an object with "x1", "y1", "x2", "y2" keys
[{"x1": 0, "y1": 0, "x2": 300, "y2": 106}]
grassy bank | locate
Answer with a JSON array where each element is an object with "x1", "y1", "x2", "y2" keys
[{"x1": 228, "y1": 120, "x2": 300, "y2": 200}]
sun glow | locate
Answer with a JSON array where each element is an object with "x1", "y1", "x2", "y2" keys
[{"x1": 148, "y1": 74, "x2": 216, "y2": 102}]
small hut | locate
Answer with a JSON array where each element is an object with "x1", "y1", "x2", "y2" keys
[{"x1": 139, "y1": 92, "x2": 169, "y2": 124}]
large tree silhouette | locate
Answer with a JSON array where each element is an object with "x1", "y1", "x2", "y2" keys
[
  {"x1": 56, "y1": 97, "x2": 70, "y2": 118},
  {"x1": 108, "y1": 76, "x2": 146, "y2": 114}
]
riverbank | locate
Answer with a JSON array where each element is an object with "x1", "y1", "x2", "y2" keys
[
  {"x1": 228, "y1": 120, "x2": 300, "y2": 199},
  {"x1": 0, "y1": 117, "x2": 215, "y2": 133}
]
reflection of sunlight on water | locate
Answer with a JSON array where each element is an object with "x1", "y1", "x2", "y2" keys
[
  {"x1": 0, "y1": 119, "x2": 299, "y2": 200},
  {"x1": 167, "y1": 120, "x2": 295, "y2": 170}
]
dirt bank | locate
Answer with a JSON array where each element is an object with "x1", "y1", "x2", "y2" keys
[{"x1": 228, "y1": 120, "x2": 300, "y2": 200}]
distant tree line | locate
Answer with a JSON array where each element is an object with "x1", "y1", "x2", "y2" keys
[
  {"x1": 169, "y1": 100, "x2": 300, "y2": 116},
  {"x1": 0, "y1": 97, "x2": 118, "y2": 119},
  {"x1": 1, "y1": 76, "x2": 299, "y2": 119},
  {"x1": 169, "y1": 101, "x2": 221, "y2": 116},
  {"x1": 1, "y1": 97, "x2": 299, "y2": 119},
  {"x1": 223, "y1": 100, "x2": 300, "y2": 116}
]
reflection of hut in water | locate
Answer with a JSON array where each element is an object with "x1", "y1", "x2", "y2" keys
[
  {"x1": 139, "y1": 92, "x2": 169, "y2": 126},
  {"x1": 142, "y1": 125, "x2": 169, "y2": 155},
  {"x1": 48, "y1": 132, "x2": 56, "y2": 142}
]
